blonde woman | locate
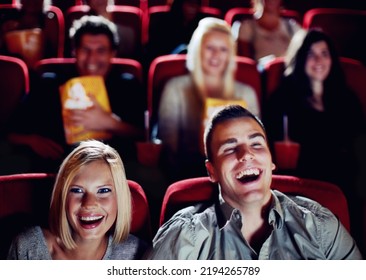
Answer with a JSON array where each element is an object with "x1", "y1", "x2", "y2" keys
[
  {"x1": 158, "y1": 17, "x2": 260, "y2": 181},
  {"x1": 7, "y1": 140, "x2": 148, "y2": 259}
]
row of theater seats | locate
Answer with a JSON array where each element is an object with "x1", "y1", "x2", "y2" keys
[
  {"x1": 20, "y1": 0, "x2": 366, "y2": 14},
  {"x1": 2, "y1": 53, "x2": 366, "y2": 136},
  {"x1": 0, "y1": 172, "x2": 351, "y2": 259},
  {"x1": 1, "y1": 2, "x2": 366, "y2": 64}
]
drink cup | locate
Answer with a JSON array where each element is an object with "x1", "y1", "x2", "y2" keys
[
  {"x1": 136, "y1": 139, "x2": 162, "y2": 167},
  {"x1": 274, "y1": 140, "x2": 300, "y2": 170}
]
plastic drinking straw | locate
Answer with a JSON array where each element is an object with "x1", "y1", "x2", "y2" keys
[
  {"x1": 283, "y1": 115, "x2": 289, "y2": 141},
  {"x1": 144, "y1": 110, "x2": 150, "y2": 142}
]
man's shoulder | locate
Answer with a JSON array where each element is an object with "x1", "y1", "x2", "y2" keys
[
  {"x1": 156, "y1": 202, "x2": 218, "y2": 238},
  {"x1": 273, "y1": 190, "x2": 337, "y2": 222},
  {"x1": 167, "y1": 202, "x2": 217, "y2": 224}
]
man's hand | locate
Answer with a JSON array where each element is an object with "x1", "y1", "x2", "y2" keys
[{"x1": 67, "y1": 95, "x2": 114, "y2": 131}]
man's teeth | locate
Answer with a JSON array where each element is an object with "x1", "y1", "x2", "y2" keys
[
  {"x1": 79, "y1": 216, "x2": 103, "y2": 221},
  {"x1": 236, "y1": 168, "x2": 260, "y2": 179}
]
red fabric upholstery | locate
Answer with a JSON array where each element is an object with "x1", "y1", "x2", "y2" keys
[
  {"x1": 262, "y1": 56, "x2": 285, "y2": 101},
  {"x1": 338, "y1": 57, "x2": 366, "y2": 121},
  {"x1": 235, "y1": 56, "x2": 262, "y2": 107},
  {"x1": 0, "y1": 55, "x2": 29, "y2": 128},
  {"x1": 159, "y1": 175, "x2": 350, "y2": 232},
  {"x1": 147, "y1": 54, "x2": 188, "y2": 120}
]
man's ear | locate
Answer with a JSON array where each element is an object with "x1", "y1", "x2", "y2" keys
[
  {"x1": 205, "y1": 160, "x2": 218, "y2": 183},
  {"x1": 272, "y1": 162, "x2": 276, "y2": 171}
]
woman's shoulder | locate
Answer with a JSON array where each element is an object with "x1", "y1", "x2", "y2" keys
[
  {"x1": 165, "y1": 74, "x2": 191, "y2": 86},
  {"x1": 106, "y1": 234, "x2": 150, "y2": 260},
  {"x1": 7, "y1": 226, "x2": 51, "y2": 260},
  {"x1": 16, "y1": 225, "x2": 45, "y2": 242},
  {"x1": 162, "y1": 74, "x2": 193, "y2": 95},
  {"x1": 234, "y1": 80, "x2": 256, "y2": 94}
]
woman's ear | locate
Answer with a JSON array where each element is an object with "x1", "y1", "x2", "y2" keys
[{"x1": 205, "y1": 160, "x2": 218, "y2": 183}]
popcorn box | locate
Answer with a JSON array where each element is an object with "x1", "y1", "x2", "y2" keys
[{"x1": 59, "y1": 76, "x2": 112, "y2": 144}]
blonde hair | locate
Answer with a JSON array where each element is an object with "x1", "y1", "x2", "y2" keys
[
  {"x1": 186, "y1": 17, "x2": 237, "y2": 100},
  {"x1": 48, "y1": 140, "x2": 131, "y2": 250}
]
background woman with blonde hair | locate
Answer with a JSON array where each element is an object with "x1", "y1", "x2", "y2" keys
[
  {"x1": 158, "y1": 17, "x2": 260, "y2": 182},
  {"x1": 7, "y1": 140, "x2": 148, "y2": 259}
]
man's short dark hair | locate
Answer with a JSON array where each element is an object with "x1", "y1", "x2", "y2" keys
[
  {"x1": 69, "y1": 15, "x2": 119, "y2": 51},
  {"x1": 204, "y1": 105, "x2": 266, "y2": 162}
]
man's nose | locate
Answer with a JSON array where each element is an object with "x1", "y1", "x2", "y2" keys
[{"x1": 238, "y1": 147, "x2": 254, "y2": 162}]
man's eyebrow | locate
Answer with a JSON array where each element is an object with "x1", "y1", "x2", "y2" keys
[
  {"x1": 218, "y1": 138, "x2": 237, "y2": 148},
  {"x1": 217, "y1": 131, "x2": 266, "y2": 149},
  {"x1": 249, "y1": 132, "x2": 266, "y2": 141}
]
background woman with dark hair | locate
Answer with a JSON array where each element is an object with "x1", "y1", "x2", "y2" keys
[
  {"x1": 263, "y1": 29, "x2": 365, "y2": 249},
  {"x1": 264, "y1": 29, "x2": 364, "y2": 186}
]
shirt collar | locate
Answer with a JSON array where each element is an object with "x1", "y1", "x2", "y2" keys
[{"x1": 217, "y1": 188, "x2": 285, "y2": 229}]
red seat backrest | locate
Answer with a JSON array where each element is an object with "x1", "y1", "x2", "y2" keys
[
  {"x1": 159, "y1": 175, "x2": 351, "y2": 232},
  {"x1": 147, "y1": 54, "x2": 188, "y2": 123},
  {"x1": 0, "y1": 55, "x2": 29, "y2": 128}
]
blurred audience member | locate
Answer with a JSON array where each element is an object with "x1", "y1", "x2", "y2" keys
[
  {"x1": 158, "y1": 17, "x2": 260, "y2": 181},
  {"x1": 6, "y1": 15, "x2": 145, "y2": 174},
  {"x1": 232, "y1": 0, "x2": 302, "y2": 69}
]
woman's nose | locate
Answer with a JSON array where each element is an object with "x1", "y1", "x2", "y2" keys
[{"x1": 82, "y1": 193, "x2": 98, "y2": 209}]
